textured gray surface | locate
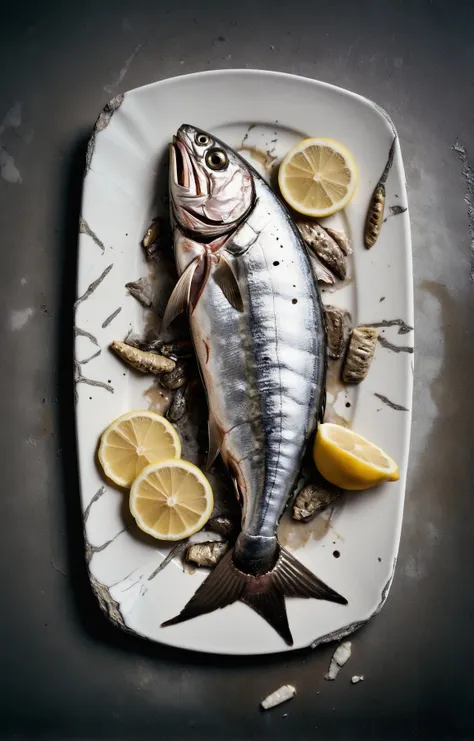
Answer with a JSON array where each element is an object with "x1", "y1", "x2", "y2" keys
[{"x1": 1, "y1": 1, "x2": 473, "y2": 739}]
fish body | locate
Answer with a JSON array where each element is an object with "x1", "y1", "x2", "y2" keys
[
  {"x1": 162, "y1": 125, "x2": 347, "y2": 645},
  {"x1": 364, "y1": 137, "x2": 397, "y2": 249}
]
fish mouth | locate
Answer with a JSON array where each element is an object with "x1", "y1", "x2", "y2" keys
[
  {"x1": 170, "y1": 133, "x2": 208, "y2": 199},
  {"x1": 170, "y1": 137, "x2": 189, "y2": 189}
]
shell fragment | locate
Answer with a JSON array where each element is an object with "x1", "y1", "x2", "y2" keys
[
  {"x1": 325, "y1": 641, "x2": 352, "y2": 681},
  {"x1": 261, "y1": 684, "x2": 296, "y2": 710}
]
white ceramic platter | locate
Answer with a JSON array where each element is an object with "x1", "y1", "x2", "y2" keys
[{"x1": 75, "y1": 70, "x2": 413, "y2": 655}]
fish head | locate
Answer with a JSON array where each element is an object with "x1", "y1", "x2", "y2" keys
[{"x1": 169, "y1": 124, "x2": 255, "y2": 238}]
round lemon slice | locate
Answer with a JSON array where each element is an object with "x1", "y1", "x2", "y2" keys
[
  {"x1": 130, "y1": 459, "x2": 214, "y2": 540},
  {"x1": 314, "y1": 423, "x2": 399, "y2": 490},
  {"x1": 278, "y1": 137, "x2": 358, "y2": 217},
  {"x1": 98, "y1": 411, "x2": 181, "y2": 488}
]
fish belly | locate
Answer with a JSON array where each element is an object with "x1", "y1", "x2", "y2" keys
[{"x1": 186, "y1": 183, "x2": 326, "y2": 538}]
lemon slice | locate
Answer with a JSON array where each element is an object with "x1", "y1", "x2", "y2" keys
[
  {"x1": 314, "y1": 423, "x2": 399, "y2": 490},
  {"x1": 98, "y1": 411, "x2": 181, "y2": 488},
  {"x1": 278, "y1": 138, "x2": 358, "y2": 217},
  {"x1": 130, "y1": 459, "x2": 214, "y2": 540}
]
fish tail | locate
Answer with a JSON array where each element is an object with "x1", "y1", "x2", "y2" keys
[{"x1": 161, "y1": 537, "x2": 347, "y2": 646}]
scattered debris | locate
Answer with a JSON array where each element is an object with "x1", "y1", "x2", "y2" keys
[
  {"x1": 102, "y1": 306, "x2": 122, "y2": 328},
  {"x1": 374, "y1": 392, "x2": 408, "y2": 412},
  {"x1": 74, "y1": 264, "x2": 113, "y2": 309},
  {"x1": 126, "y1": 277, "x2": 154, "y2": 308},
  {"x1": 325, "y1": 641, "x2": 352, "y2": 681},
  {"x1": 148, "y1": 542, "x2": 188, "y2": 581},
  {"x1": 261, "y1": 685, "x2": 296, "y2": 710},
  {"x1": 351, "y1": 675, "x2": 364, "y2": 684}
]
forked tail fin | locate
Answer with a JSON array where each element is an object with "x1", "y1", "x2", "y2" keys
[{"x1": 161, "y1": 545, "x2": 347, "y2": 646}]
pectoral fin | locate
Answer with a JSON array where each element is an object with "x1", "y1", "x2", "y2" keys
[
  {"x1": 213, "y1": 255, "x2": 244, "y2": 312},
  {"x1": 307, "y1": 251, "x2": 335, "y2": 285},
  {"x1": 161, "y1": 257, "x2": 200, "y2": 331},
  {"x1": 206, "y1": 413, "x2": 223, "y2": 470}
]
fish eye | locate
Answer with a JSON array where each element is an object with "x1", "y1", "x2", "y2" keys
[
  {"x1": 206, "y1": 148, "x2": 228, "y2": 170},
  {"x1": 195, "y1": 133, "x2": 211, "y2": 146}
]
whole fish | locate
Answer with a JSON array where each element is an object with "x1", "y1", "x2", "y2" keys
[
  {"x1": 161, "y1": 125, "x2": 347, "y2": 645},
  {"x1": 364, "y1": 137, "x2": 397, "y2": 249}
]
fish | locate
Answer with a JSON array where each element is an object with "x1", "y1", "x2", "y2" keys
[
  {"x1": 364, "y1": 137, "x2": 397, "y2": 249},
  {"x1": 297, "y1": 222, "x2": 347, "y2": 280},
  {"x1": 324, "y1": 226, "x2": 352, "y2": 256},
  {"x1": 309, "y1": 254, "x2": 336, "y2": 285},
  {"x1": 160, "y1": 362, "x2": 187, "y2": 390},
  {"x1": 342, "y1": 327, "x2": 377, "y2": 384},
  {"x1": 292, "y1": 481, "x2": 342, "y2": 523},
  {"x1": 141, "y1": 217, "x2": 163, "y2": 261},
  {"x1": 325, "y1": 305, "x2": 352, "y2": 360},
  {"x1": 186, "y1": 540, "x2": 230, "y2": 568},
  {"x1": 206, "y1": 515, "x2": 237, "y2": 539},
  {"x1": 158, "y1": 339, "x2": 194, "y2": 359},
  {"x1": 128, "y1": 337, "x2": 194, "y2": 360},
  {"x1": 110, "y1": 340, "x2": 175, "y2": 374},
  {"x1": 166, "y1": 386, "x2": 187, "y2": 422},
  {"x1": 160, "y1": 124, "x2": 347, "y2": 645}
]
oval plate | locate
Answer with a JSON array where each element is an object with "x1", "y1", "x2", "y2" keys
[{"x1": 75, "y1": 70, "x2": 413, "y2": 655}]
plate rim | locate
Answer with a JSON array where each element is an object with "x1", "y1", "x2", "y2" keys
[{"x1": 76, "y1": 68, "x2": 414, "y2": 655}]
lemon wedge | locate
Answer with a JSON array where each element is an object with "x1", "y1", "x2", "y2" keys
[
  {"x1": 278, "y1": 138, "x2": 358, "y2": 217},
  {"x1": 98, "y1": 411, "x2": 181, "y2": 488},
  {"x1": 314, "y1": 423, "x2": 399, "y2": 490},
  {"x1": 130, "y1": 459, "x2": 214, "y2": 540}
]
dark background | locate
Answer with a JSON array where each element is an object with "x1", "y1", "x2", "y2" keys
[{"x1": 1, "y1": 1, "x2": 473, "y2": 739}]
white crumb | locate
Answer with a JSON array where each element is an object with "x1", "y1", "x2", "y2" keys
[
  {"x1": 261, "y1": 684, "x2": 296, "y2": 710},
  {"x1": 351, "y1": 675, "x2": 364, "y2": 684},
  {"x1": 325, "y1": 641, "x2": 352, "y2": 681}
]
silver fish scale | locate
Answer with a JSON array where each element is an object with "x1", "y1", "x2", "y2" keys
[{"x1": 187, "y1": 179, "x2": 326, "y2": 540}]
